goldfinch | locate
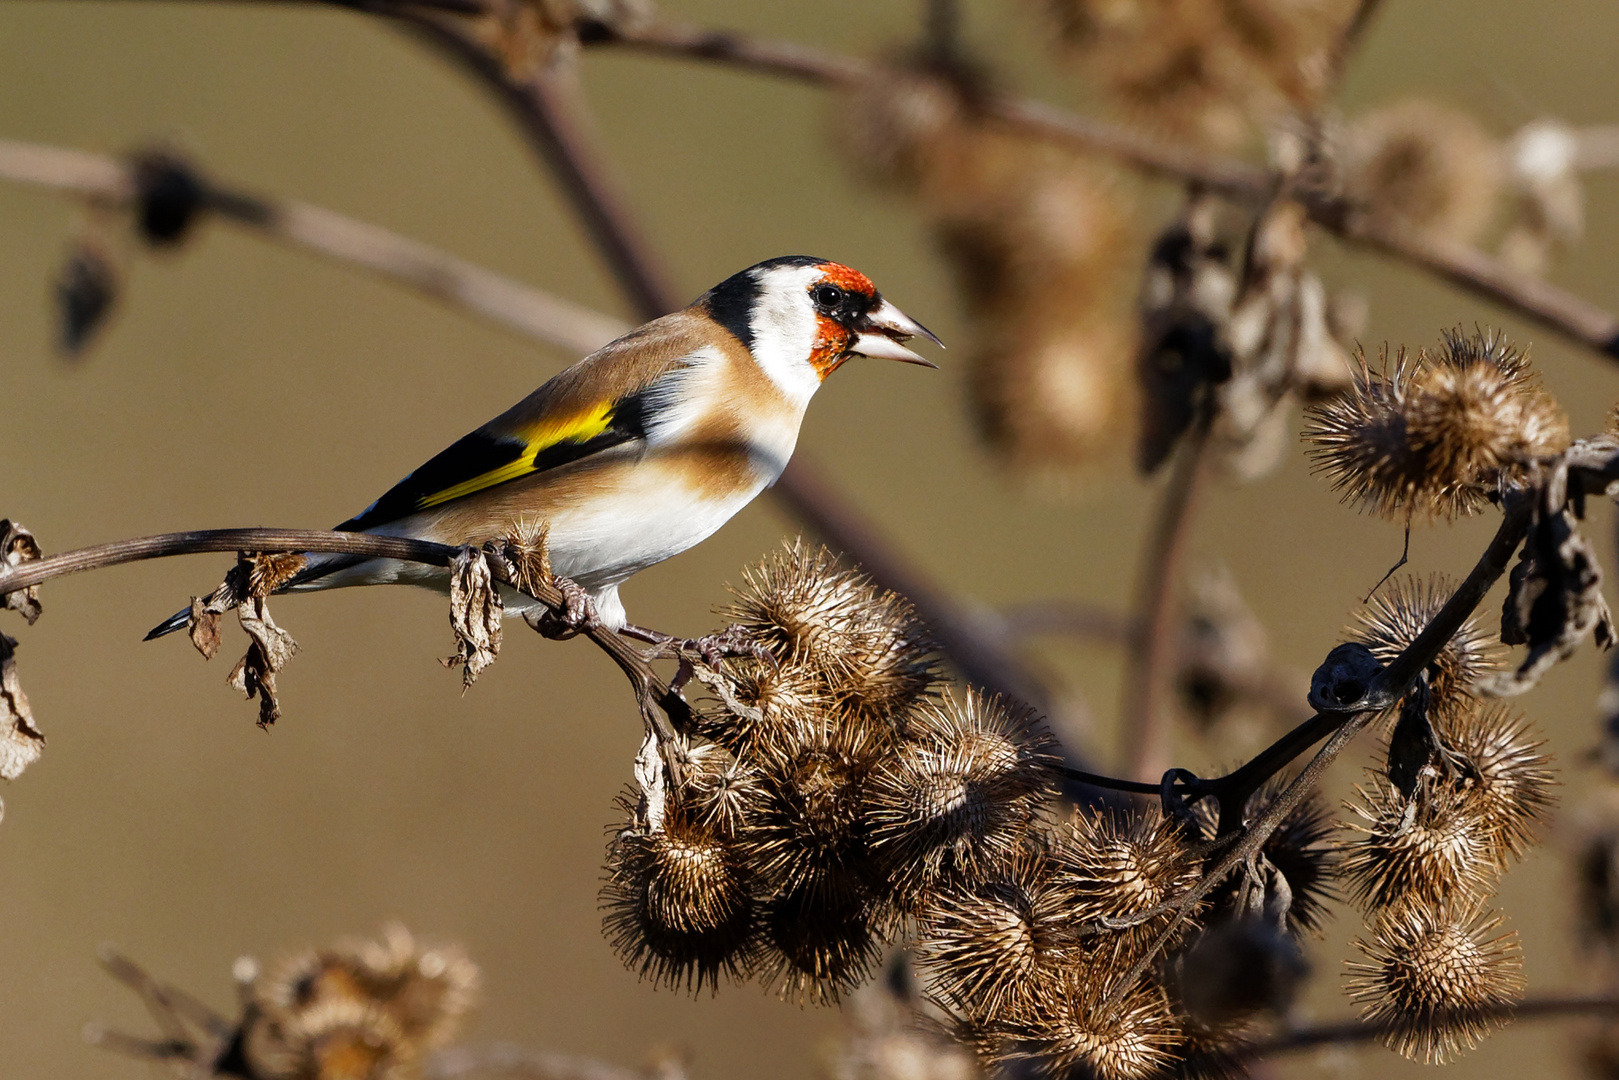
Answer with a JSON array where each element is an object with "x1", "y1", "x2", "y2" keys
[{"x1": 146, "y1": 256, "x2": 939, "y2": 639}]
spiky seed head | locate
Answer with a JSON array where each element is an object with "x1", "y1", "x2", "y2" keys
[
  {"x1": 698, "y1": 657, "x2": 831, "y2": 758},
  {"x1": 757, "y1": 887, "x2": 882, "y2": 1005},
  {"x1": 1198, "y1": 782, "x2": 1340, "y2": 936},
  {"x1": 865, "y1": 690, "x2": 1059, "y2": 905},
  {"x1": 914, "y1": 851, "x2": 1070, "y2": 1021},
  {"x1": 1343, "y1": 98, "x2": 1502, "y2": 244},
  {"x1": 1349, "y1": 575, "x2": 1500, "y2": 706},
  {"x1": 1002, "y1": 972, "x2": 1179, "y2": 1080},
  {"x1": 601, "y1": 803, "x2": 756, "y2": 994},
  {"x1": 256, "y1": 925, "x2": 477, "y2": 1055},
  {"x1": 1438, "y1": 703, "x2": 1556, "y2": 866},
  {"x1": 1050, "y1": 808, "x2": 1202, "y2": 947},
  {"x1": 678, "y1": 740, "x2": 762, "y2": 837},
  {"x1": 1168, "y1": 1022, "x2": 1256, "y2": 1080},
  {"x1": 827, "y1": 590, "x2": 940, "y2": 723},
  {"x1": 1340, "y1": 774, "x2": 1499, "y2": 911},
  {"x1": 250, "y1": 996, "x2": 410, "y2": 1080},
  {"x1": 1344, "y1": 902, "x2": 1524, "y2": 1064},
  {"x1": 1305, "y1": 332, "x2": 1565, "y2": 520},
  {"x1": 721, "y1": 541, "x2": 879, "y2": 670},
  {"x1": 1404, "y1": 331, "x2": 1569, "y2": 512},
  {"x1": 1303, "y1": 347, "x2": 1427, "y2": 518},
  {"x1": 744, "y1": 721, "x2": 878, "y2": 906}
]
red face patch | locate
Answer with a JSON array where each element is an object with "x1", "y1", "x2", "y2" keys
[
  {"x1": 809, "y1": 314, "x2": 853, "y2": 380},
  {"x1": 817, "y1": 262, "x2": 877, "y2": 299}
]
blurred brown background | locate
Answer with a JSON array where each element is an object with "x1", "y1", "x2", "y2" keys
[{"x1": 3, "y1": 1, "x2": 1619, "y2": 1077}]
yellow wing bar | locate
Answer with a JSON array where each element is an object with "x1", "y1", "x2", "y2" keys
[{"x1": 416, "y1": 401, "x2": 617, "y2": 509}]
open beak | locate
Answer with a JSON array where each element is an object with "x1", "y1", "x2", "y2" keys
[{"x1": 849, "y1": 298, "x2": 944, "y2": 367}]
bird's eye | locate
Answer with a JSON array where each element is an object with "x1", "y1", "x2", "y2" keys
[{"x1": 812, "y1": 284, "x2": 845, "y2": 312}]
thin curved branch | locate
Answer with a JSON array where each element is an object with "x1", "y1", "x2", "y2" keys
[
  {"x1": 1253, "y1": 992, "x2": 1619, "y2": 1056},
  {"x1": 0, "y1": 527, "x2": 687, "y2": 735},
  {"x1": 1121, "y1": 405, "x2": 1212, "y2": 781},
  {"x1": 0, "y1": 137, "x2": 627, "y2": 357}
]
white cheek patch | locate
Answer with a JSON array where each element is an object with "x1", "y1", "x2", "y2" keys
[{"x1": 747, "y1": 265, "x2": 827, "y2": 406}]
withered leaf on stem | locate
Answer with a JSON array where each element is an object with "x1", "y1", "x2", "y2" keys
[
  {"x1": 227, "y1": 597, "x2": 299, "y2": 728},
  {"x1": 186, "y1": 598, "x2": 221, "y2": 661},
  {"x1": 0, "y1": 520, "x2": 43, "y2": 625},
  {"x1": 0, "y1": 632, "x2": 45, "y2": 782},
  {"x1": 445, "y1": 547, "x2": 502, "y2": 691},
  {"x1": 1485, "y1": 473, "x2": 1615, "y2": 696}
]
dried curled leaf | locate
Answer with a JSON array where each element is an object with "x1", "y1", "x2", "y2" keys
[
  {"x1": 1484, "y1": 477, "x2": 1615, "y2": 696},
  {"x1": 0, "y1": 632, "x2": 44, "y2": 784},
  {"x1": 445, "y1": 546, "x2": 502, "y2": 690},
  {"x1": 227, "y1": 597, "x2": 299, "y2": 728},
  {"x1": 0, "y1": 520, "x2": 43, "y2": 625},
  {"x1": 186, "y1": 597, "x2": 221, "y2": 661}
]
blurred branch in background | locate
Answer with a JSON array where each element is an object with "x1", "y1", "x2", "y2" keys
[
  {"x1": 0, "y1": 138, "x2": 626, "y2": 355},
  {"x1": 584, "y1": 16, "x2": 1619, "y2": 359}
]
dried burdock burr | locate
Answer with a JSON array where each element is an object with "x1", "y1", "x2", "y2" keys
[
  {"x1": 757, "y1": 885, "x2": 882, "y2": 1005},
  {"x1": 1340, "y1": 772, "x2": 1499, "y2": 912},
  {"x1": 601, "y1": 796, "x2": 757, "y2": 995},
  {"x1": 1438, "y1": 702, "x2": 1555, "y2": 866},
  {"x1": 745, "y1": 718, "x2": 878, "y2": 907},
  {"x1": 678, "y1": 740, "x2": 762, "y2": 838},
  {"x1": 697, "y1": 656, "x2": 831, "y2": 758},
  {"x1": 1050, "y1": 807, "x2": 1203, "y2": 953},
  {"x1": 914, "y1": 850, "x2": 1069, "y2": 1020},
  {"x1": 1342, "y1": 99, "x2": 1502, "y2": 245},
  {"x1": 1344, "y1": 902, "x2": 1524, "y2": 1064},
  {"x1": 0, "y1": 520, "x2": 43, "y2": 627},
  {"x1": 823, "y1": 588, "x2": 939, "y2": 725},
  {"x1": 250, "y1": 925, "x2": 479, "y2": 1078},
  {"x1": 864, "y1": 690, "x2": 1059, "y2": 905},
  {"x1": 1002, "y1": 971, "x2": 1178, "y2": 1080},
  {"x1": 1305, "y1": 330, "x2": 1567, "y2": 520},
  {"x1": 1175, "y1": 565, "x2": 1272, "y2": 729},
  {"x1": 1043, "y1": 0, "x2": 1357, "y2": 150},
  {"x1": 720, "y1": 541, "x2": 882, "y2": 673},
  {"x1": 1349, "y1": 575, "x2": 1500, "y2": 707}
]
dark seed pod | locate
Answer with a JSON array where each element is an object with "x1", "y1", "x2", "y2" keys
[
  {"x1": 756, "y1": 886, "x2": 882, "y2": 1005},
  {"x1": 55, "y1": 242, "x2": 119, "y2": 356},
  {"x1": 865, "y1": 690, "x2": 1059, "y2": 905},
  {"x1": 1170, "y1": 918, "x2": 1309, "y2": 1027},
  {"x1": 1345, "y1": 901, "x2": 1524, "y2": 1064},
  {"x1": 133, "y1": 151, "x2": 207, "y2": 246},
  {"x1": 1199, "y1": 782, "x2": 1339, "y2": 936}
]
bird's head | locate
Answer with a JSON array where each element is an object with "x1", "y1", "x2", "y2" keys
[{"x1": 700, "y1": 256, "x2": 942, "y2": 401}]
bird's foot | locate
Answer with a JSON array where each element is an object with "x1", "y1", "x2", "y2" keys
[
  {"x1": 621, "y1": 622, "x2": 773, "y2": 670},
  {"x1": 524, "y1": 576, "x2": 600, "y2": 640}
]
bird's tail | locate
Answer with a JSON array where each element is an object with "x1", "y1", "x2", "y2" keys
[{"x1": 142, "y1": 550, "x2": 366, "y2": 641}]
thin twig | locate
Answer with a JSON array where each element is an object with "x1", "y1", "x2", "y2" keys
[
  {"x1": 0, "y1": 138, "x2": 626, "y2": 356},
  {"x1": 1121, "y1": 409, "x2": 1213, "y2": 781},
  {"x1": 1252, "y1": 992, "x2": 1619, "y2": 1056},
  {"x1": 0, "y1": 527, "x2": 688, "y2": 737}
]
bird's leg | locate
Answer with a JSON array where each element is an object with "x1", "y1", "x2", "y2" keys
[
  {"x1": 620, "y1": 622, "x2": 774, "y2": 670},
  {"x1": 523, "y1": 576, "x2": 600, "y2": 640}
]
